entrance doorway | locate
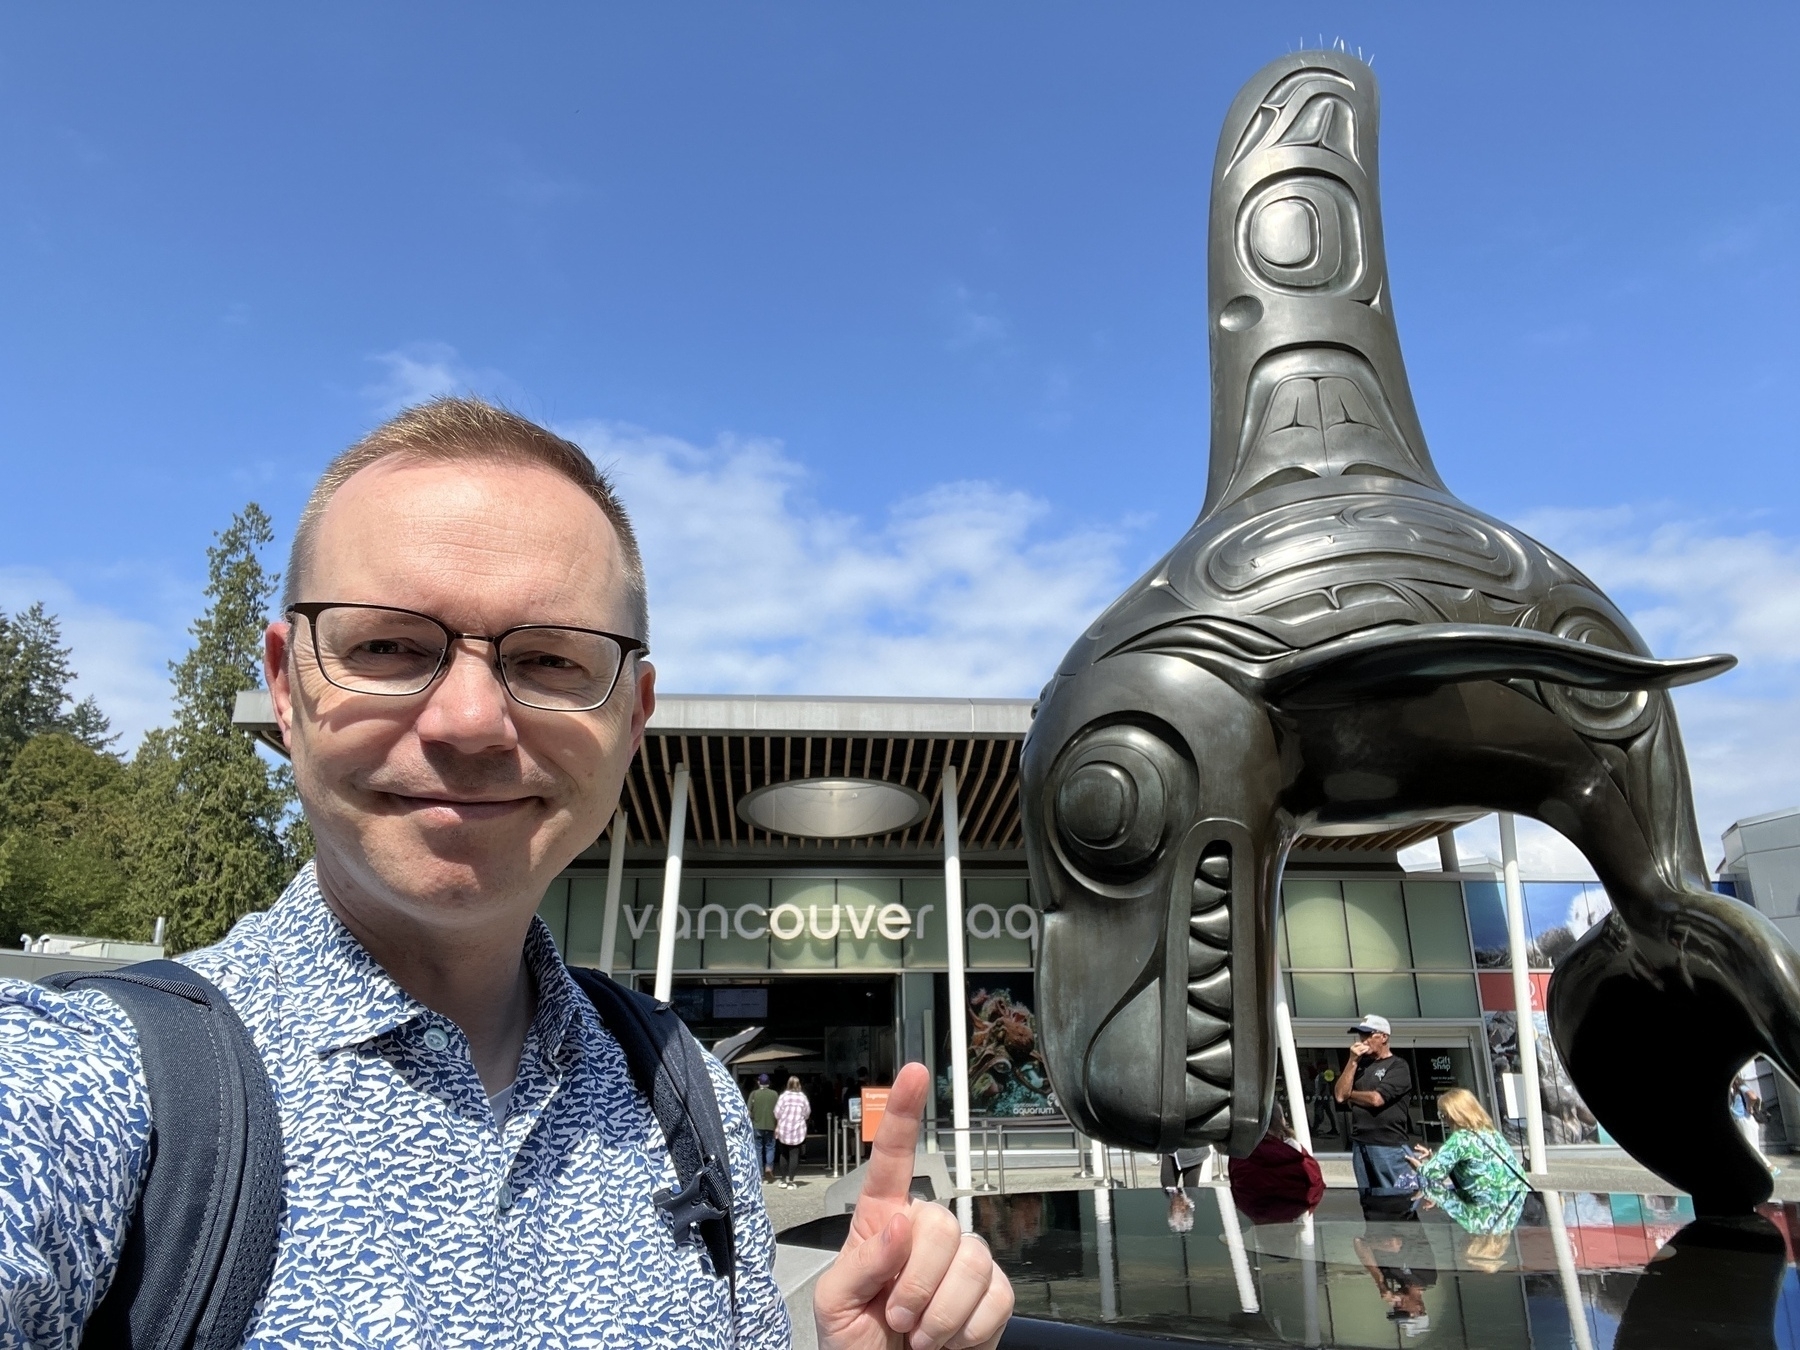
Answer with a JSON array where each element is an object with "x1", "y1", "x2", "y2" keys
[{"x1": 658, "y1": 975, "x2": 897, "y2": 1116}]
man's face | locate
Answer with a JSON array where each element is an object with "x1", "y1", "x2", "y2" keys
[{"x1": 265, "y1": 457, "x2": 654, "y2": 932}]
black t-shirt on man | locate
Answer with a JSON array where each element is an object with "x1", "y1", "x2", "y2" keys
[{"x1": 1348, "y1": 1052, "x2": 1412, "y2": 1146}]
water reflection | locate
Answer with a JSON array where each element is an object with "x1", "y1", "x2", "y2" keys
[
  {"x1": 956, "y1": 1186, "x2": 1800, "y2": 1348},
  {"x1": 1226, "y1": 1108, "x2": 1326, "y2": 1227},
  {"x1": 1350, "y1": 1227, "x2": 1434, "y2": 1336}
]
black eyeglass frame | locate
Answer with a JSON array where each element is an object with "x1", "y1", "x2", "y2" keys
[{"x1": 285, "y1": 601, "x2": 648, "y2": 713}]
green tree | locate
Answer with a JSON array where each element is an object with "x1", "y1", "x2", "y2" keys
[
  {"x1": 135, "y1": 504, "x2": 303, "y2": 950},
  {"x1": 0, "y1": 732, "x2": 133, "y2": 944},
  {"x1": 0, "y1": 603, "x2": 114, "y2": 775}
]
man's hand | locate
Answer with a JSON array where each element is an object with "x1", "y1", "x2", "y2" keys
[
  {"x1": 812, "y1": 1063, "x2": 1013, "y2": 1350},
  {"x1": 1347, "y1": 1039, "x2": 1371, "y2": 1060}
]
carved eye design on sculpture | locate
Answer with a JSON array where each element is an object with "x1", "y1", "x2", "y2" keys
[
  {"x1": 1049, "y1": 722, "x2": 1194, "y2": 888},
  {"x1": 1235, "y1": 172, "x2": 1364, "y2": 296}
]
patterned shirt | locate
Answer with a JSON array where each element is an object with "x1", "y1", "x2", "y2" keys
[
  {"x1": 772, "y1": 1092, "x2": 809, "y2": 1147},
  {"x1": 1418, "y1": 1127, "x2": 1529, "y2": 1235},
  {"x1": 0, "y1": 863, "x2": 790, "y2": 1349}
]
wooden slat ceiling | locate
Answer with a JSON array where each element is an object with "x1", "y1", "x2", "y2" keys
[
  {"x1": 1295, "y1": 821, "x2": 1457, "y2": 855},
  {"x1": 620, "y1": 731, "x2": 1022, "y2": 854}
]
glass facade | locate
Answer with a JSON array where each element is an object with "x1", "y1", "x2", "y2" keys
[
  {"x1": 1278, "y1": 877, "x2": 1480, "y2": 1020},
  {"x1": 1462, "y1": 879, "x2": 1611, "y2": 969},
  {"x1": 537, "y1": 872, "x2": 1036, "y2": 973}
]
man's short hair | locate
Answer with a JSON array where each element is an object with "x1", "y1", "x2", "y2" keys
[{"x1": 284, "y1": 397, "x2": 649, "y2": 641}]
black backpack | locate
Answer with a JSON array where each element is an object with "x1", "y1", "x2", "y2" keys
[{"x1": 42, "y1": 960, "x2": 737, "y2": 1350}]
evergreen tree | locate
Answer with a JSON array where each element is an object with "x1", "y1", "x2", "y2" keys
[
  {"x1": 135, "y1": 505, "x2": 301, "y2": 950},
  {"x1": 0, "y1": 732, "x2": 133, "y2": 945},
  {"x1": 0, "y1": 603, "x2": 114, "y2": 775}
]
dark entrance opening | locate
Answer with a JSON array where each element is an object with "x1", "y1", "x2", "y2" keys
[{"x1": 653, "y1": 975, "x2": 897, "y2": 1130}]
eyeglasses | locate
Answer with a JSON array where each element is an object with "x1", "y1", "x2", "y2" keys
[{"x1": 286, "y1": 602, "x2": 646, "y2": 713}]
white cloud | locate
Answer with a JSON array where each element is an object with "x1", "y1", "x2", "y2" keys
[
  {"x1": 0, "y1": 568, "x2": 179, "y2": 755},
  {"x1": 1399, "y1": 815, "x2": 1600, "y2": 880},
  {"x1": 363, "y1": 343, "x2": 517, "y2": 418},
  {"x1": 561, "y1": 420, "x2": 1135, "y2": 699}
]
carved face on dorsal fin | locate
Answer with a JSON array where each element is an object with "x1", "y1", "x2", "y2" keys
[{"x1": 1203, "y1": 51, "x2": 1447, "y2": 519}]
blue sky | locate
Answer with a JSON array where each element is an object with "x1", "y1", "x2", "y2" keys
[{"x1": 0, "y1": 3, "x2": 1795, "y2": 870}]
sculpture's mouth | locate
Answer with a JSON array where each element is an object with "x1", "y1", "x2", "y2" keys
[
  {"x1": 1058, "y1": 831, "x2": 1254, "y2": 1154},
  {"x1": 1023, "y1": 682, "x2": 1278, "y2": 1160}
]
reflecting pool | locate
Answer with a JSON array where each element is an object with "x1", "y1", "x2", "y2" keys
[{"x1": 781, "y1": 1187, "x2": 1800, "y2": 1348}]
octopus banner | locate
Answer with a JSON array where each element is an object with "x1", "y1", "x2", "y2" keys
[{"x1": 966, "y1": 980, "x2": 1060, "y2": 1118}]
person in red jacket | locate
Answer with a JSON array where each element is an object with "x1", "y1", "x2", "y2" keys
[{"x1": 1228, "y1": 1102, "x2": 1326, "y2": 1225}]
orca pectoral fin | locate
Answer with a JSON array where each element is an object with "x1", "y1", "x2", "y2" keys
[
  {"x1": 1548, "y1": 911, "x2": 1773, "y2": 1215},
  {"x1": 1261, "y1": 623, "x2": 1735, "y2": 707}
]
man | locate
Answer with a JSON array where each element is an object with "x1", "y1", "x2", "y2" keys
[
  {"x1": 0, "y1": 399, "x2": 1013, "y2": 1348},
  {"x1": 1333, "y1": 1013, "x2": 1417, "y2": 1220},
  {"x1": 748, "y1": 1073, "x2": 780, "y2": 1183},
  {"x1": 1353, "y1": 1228, "x2": 1435, "y2": 1338}
]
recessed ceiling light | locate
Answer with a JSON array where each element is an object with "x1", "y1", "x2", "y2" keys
[{"x1": 737, "y1": 778, "x2": 931, "y2": 839}]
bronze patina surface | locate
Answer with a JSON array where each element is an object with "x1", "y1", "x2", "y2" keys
[{"x1": 1022, "y1": 49, "x2": 1790, "y2": 1214}]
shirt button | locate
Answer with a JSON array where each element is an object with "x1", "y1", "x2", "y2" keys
[
  {"x1": 498, "y1": 1183, "x2": 516, "y2": 1212},
  {"x1": 423, "y1": 1026, "x2": 450, "y2": 1052}
]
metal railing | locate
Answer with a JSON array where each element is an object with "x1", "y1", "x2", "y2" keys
[
  {"x1": 826, "y1": 1113, "x2": 864, "y2": 1177},
  {"x1": 827, "y1": 1110, "x2": 1189, "y2": 1194},
  {"x1": 928, "y1": 1117, "x2": 1121, "y2": 1194}
]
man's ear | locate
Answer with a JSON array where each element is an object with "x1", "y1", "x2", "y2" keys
[
  {"x1": 264, "y1": 619, "x2": 297, "y2": 751},
  {"x1": 628, "y1": 660, "x2": 657, "y2": 758}
]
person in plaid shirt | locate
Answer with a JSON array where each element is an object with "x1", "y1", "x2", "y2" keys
[{"x1": 773, "y1": 1077, "x2": 811, "y2": 1188}]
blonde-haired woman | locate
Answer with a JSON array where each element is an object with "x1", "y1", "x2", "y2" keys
[{"x1": 1412, "y1": 1088, "x2": 1528, "y2": 1235}]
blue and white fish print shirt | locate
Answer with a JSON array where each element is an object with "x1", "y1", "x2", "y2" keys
[{"x1": 0, "y1": 863, "x2": 792, "y2": 1348}]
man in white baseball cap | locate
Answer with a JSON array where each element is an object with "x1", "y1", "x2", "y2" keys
[{"x1": 1334, "y1": 1013, "x2": 1417, "y2": 1218}]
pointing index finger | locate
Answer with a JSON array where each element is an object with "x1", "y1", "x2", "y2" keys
[{"x1": 849, "y1": 1062, "x2": 928, "y2": 1238}]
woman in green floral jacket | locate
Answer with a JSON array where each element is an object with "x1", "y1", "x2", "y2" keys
[{"x1": 1413, "y1": 1088, "x2": 1529, "y2": 1234}]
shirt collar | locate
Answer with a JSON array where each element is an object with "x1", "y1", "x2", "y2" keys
[
  {"x1": 521, "y1": 911, "x2": 585, "y2": 1060},
  {"x1": 266, "y1": 861, "x2": 585, "y2": 1059}
]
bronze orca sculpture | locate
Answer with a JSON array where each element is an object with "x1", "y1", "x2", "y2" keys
[{"x1": 1022, "y1": 49, "x2": 1797, "y2": 1214}]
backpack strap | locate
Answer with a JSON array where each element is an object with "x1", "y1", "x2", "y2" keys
[
  {"x1": 1471, "y1": 1128, "x2": 1534, "y2": 1190},
  {"x1": 566, "y1": 967, "x2": 737, "y2": 1296},
  {"x1": 42, "y1": 960, "x2": 284, "y2": 1350}
]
